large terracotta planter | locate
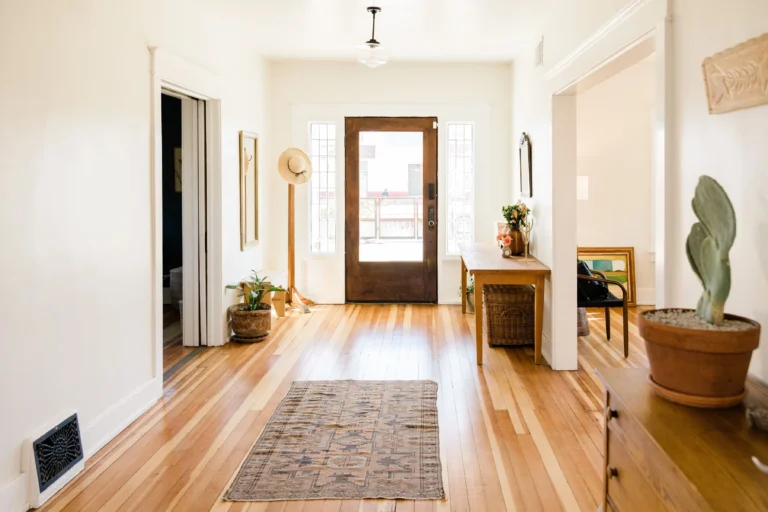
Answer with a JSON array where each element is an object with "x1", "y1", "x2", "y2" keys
[
  {"x1": 229, "y1": 304, "x2": 272, "y2": 343},
  {"x1": 638, "y1": 308, "x2": 760, "y2": 408}
]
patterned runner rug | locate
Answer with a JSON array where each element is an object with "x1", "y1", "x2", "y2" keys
[{"x1": 225, "y1": 380, "x2": 444, "y2": 501}]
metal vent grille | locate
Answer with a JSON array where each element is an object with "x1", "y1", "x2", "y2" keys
[{"x1": 33, "y1": 413, "x2": 83, "y2": 492}]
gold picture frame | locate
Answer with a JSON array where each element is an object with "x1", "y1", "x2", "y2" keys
[
  {"x1": 577, "y1": 247, "x2": 636, "y2": 306},
  {"x1": 239, "y1": 131, "x2": 259, "y2": 251}
]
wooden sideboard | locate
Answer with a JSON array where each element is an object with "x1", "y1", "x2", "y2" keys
[{"x1": 596, "y1": 368, "x2": 768, "y2": 511}]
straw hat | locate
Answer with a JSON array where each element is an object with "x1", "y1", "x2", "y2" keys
[{"x1": 278, "y1": 148, "x2": 313, "y2": 185}]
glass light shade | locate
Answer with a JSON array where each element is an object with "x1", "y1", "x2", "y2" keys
[{"x1": 356, "y1": 42, "x2": 389, "y2": 68}]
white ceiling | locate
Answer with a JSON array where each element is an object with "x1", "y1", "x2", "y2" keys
[{"x1": 220, "y1": 0, "x2": 549, "y2": 61}]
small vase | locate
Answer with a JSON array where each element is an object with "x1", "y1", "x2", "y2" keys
[{"x1": 505, "y1": 226, "x2": 525, "y2": 256}]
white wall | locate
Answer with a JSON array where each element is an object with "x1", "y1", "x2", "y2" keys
[
  {"x1": 511, "y1": 0, "x2": 768, "y2": 377},
  {"x1": 576, "y1": 56, "x2": 656, "y2": 305},
  {"x1": 0, "y1": 1, "x2": 270, "y2": 509},
  {"x1": 668, "y1": 0, "x2": 768, "y2": 380},
  {"x1": 267, "y1": 61, "x2": 512, "y2": 304}
]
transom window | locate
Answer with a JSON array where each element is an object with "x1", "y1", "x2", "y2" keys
[
  {"x1": 446, "y1": 123, "x2": 474, "y2": 254},
  {"x1": 309, "y1": 123, "x2": 336, "y2": 253}
]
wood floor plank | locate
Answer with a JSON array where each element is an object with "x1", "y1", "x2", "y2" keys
[{"x1": 39, "y1": 305, "x2": 653, "y2": 512}]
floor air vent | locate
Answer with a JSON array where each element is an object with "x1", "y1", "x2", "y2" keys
[
  {"x1": 23, "y1": 411, "x2": 85, "y2": 507},
  {"x1": 33, "y1": 413, "x2": 83, "y2": 492}
]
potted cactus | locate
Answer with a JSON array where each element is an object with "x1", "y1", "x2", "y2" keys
[
  {"x1": 638, "y1": 176, "x2": 760, "y2": 408},
  {"x1": 226, "y1": 271, "x2": 284, "y2": 343}
]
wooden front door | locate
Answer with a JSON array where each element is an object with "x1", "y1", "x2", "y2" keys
[{"x1": 345, "y1": 117, "x2": 438, "y2": 302}]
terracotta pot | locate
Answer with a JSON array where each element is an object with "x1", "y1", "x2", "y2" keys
[
  {"x1": 504, "y1": 228, "x2": 525, "y2": 256},
  {"x1": 638, "y1": 308, "x2": 760, "y2": 408},
  {"x1": 229, "y1": 304, "x2": 272, "y2": 342}
]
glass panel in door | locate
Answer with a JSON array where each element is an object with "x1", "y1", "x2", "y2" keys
[{"x1": 358, "y1": 131, "x2": 423, "y2": 262}]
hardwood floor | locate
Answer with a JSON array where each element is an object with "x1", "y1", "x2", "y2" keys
[
  {"x1": 163, "y1": 305, "x2": 197, "y2": 376},
  {"x1": 40, "y1": 305, "x2": 652, "y2": 512}
]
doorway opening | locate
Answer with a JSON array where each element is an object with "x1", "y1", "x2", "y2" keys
[
  {"x1": 574, "y1": 42, "x2": 657, "y2": 355},
  {"x1": 344, "y1": 117, "x2": 438, "y2": 302},
  {"x1": 548, "y1": 21, "x2": 670, "y2": 369},
  {"x1": 161, "y1": 90, "x2": 208, "y2": 381}
]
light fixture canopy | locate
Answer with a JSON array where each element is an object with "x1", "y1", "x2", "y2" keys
[{"x1": 357, "y1": 6, "x2": 389, "y2": 68}]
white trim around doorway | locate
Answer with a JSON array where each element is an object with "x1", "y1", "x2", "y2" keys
[
  {"x1": 149, "y1": 47, "x2": 224, "y2": 392},
  {"x1": 545, "y1": 0, "x2": 670, "y2": 370}
]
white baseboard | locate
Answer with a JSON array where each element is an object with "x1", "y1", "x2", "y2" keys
[
  {"x1": 1, "y1": 380, "x2": 162, "y2": 511},
  {"x1": 636, "y1": 287, "x2": 656, "y2": 306},
  {"x1": 82, "y1": 378, "x2": 161, "y2": 459},
  {"x1": 0, "y1": 473, "x2": 28, "y2": 512}
]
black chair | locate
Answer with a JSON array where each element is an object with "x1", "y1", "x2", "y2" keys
[{"x1": 576, "y1": 260, "x2": 629, "y2": 357}]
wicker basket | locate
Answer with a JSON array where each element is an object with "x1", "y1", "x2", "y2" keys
[{"x1": 483, "y1": 284, "x2": 535, "y2": 346}]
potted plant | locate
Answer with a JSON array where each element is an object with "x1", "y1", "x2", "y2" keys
[
  {"x1": 501, "y1": 200, "x2": 529, "y2": 256},
  {"x1": 226, "y1": 271, "x2": 284, "y2": 343},
  {"x1": 459, "y1": 276, "x2": 476, "y2": 313},
  {"x1": 638, "y1": 176, "x2": 760, "y2": 408}
]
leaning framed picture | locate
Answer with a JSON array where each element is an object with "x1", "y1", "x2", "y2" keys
[
  {"x1": 239, "y1": 131, "x2": 259, "y2": 251},
  {"x1": 577, "y1": 247, "x2": 636, "y2": 306},
  {"x1": 519, "y1": 132, "x2": 532, "y2": 198}
]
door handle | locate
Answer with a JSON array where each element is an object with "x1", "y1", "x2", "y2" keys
[
  {"x1": 428, "y1": 206, "x2": 435, "y2": 230},
  {"x1": 428, "y1": 183, "x2": 435, "y2": 200}
]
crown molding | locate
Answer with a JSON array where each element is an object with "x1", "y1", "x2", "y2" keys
[{"x1": 544, "y1": 0, "x2": 655, "y2": 81}]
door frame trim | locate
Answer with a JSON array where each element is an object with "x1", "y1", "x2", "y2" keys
[
  {"x1": 150, "y1": 47, "x2": 224, "y2": 390},
  {"x1": 344, "y1": 117, "x2": 438, "y2": 303}
]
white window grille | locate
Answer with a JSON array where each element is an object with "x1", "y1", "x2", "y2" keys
[
  {"x1": 446, "y1": 123, "x2": 474, "y2": 254},
  {"x1": 309, "y1": 123, "x2": 336, "y2": 253}
]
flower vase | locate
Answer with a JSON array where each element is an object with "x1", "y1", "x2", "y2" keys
[{"x1": 505, "y1": 226, "x2": 525, "y2": 256}]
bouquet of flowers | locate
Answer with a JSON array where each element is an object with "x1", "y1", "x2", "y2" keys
[
  {"x1": 496, "y1": 232, "x2": 513, "y2": 247},
  {"x1": 502, "y1": 200, "x2": 530, "y2": 231}
]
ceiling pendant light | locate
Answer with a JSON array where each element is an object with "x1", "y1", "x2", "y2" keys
[{"x1": 356, "y1": 6, "x2": 389, "y2": 68}]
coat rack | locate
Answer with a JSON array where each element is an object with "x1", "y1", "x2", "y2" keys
[
  {"x1": 278, "y1": 148, "x2": 315, "y2": 314},
  {"x1": 287, "y1": 183, "x2": 314, "y2": 312}
]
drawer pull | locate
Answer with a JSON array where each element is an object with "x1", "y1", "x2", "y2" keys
[
  {"x1": 607, "y1": 466, "x2": 619, "y2": 479},
  {"x1": 605, "y1": 408, "x2": 619, "y2": 422}
]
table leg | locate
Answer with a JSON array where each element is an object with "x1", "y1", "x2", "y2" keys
[
  {"x1": 475, "y1": 278, "x2": 483, "y2": 365},
  {"x1": 535, "y1": 275, "x2": 545, "y2": 365},
  {"x1": 461, "y1": 259, "x2": 467, "y2": 314}
]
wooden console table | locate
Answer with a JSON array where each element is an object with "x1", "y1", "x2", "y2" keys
[
  {"x1": 597, "y1": 367, "x2": 768, "y2": 511},
  {"x1": 459, "y1": 243, "x2": 551, "y2": 365}
]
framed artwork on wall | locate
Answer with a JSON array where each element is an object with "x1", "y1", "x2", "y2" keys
[
  {"x1": 239, "y1": 131, "x2": 259, "y2": 251},
  {"x1": 519, "y1": 132, "x2": 532, "y2": 198},
  {"x1": 577, "y1": 246, "x2": 637, "y2": 306},
  {"x1": 702, "y1": 33, "x2": 768, "y2": 115}
]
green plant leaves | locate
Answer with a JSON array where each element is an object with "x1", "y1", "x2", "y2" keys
[
  {"x1": 692, "y1": 176, "x2": 736, "y2": 252},
  {"x1": 688, "y1": 176, "x2": 734, "y2": 325}
]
